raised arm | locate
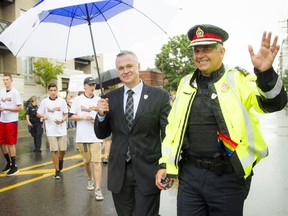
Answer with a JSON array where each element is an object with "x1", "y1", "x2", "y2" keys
[{"x1": 248, "y1": 31, "x2": 280, "y2": 72}]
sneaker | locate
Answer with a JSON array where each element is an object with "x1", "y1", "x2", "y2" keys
[
  {"x1": 59, "y1": 160, "x2": 63, "y2": 171},
  {"x1": 2, "y1": 163, "x2": 11, "y2": 173},
  {"x1": 7, "y1": 166, "x2": 19, "y2": 176},
  {"x1": 54, "y1": 170, "x2": 61, "y2": 179},
  {"x1": 95, "y1": 188, "x2": 104, "y2": 201},
  {"x1": 87, "y1": 180, "x2": 95, "y2": 191},
  {"x1": 102, "y1": 157, "x2": 109, "y2": 164}
]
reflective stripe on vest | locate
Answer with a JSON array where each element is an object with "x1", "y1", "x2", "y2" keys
[
  {"x1": 227, "y1": 70, "x2": 268, "y2": 168},
  {"x1": 258, "y1": 76, "x2": 283, "y2": 99},
  {"x1": 163, "y1": 75, "x2": 193, "y2": 166}
]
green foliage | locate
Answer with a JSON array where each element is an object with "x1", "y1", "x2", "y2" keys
[
  {"x1": 33, "y1": 58, "x2": 64, "y2": 89},
  {"x1": 155, "y1": 34, "x2": 196, "y2": 91},
  {"x1": 19, "y1": 108, "x2": 26, "y2": 121}
]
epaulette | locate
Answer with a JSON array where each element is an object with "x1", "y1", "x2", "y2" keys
[{"x1": 235, "y1": 66, "x2": 250, "y2": 77}]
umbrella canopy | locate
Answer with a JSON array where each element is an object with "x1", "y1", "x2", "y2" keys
[
  {"x1": 0, "y1": 0, "x2": 179, "y2": 94},
  {"x1": 95, "y1": 69, "x2": 121, "y2": 89},
  {"x1": 0, "y1": 0, "x2": 179, "y2": 60}
]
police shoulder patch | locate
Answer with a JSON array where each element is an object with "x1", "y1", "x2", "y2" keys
[{"x1": 235, "y1": 66, "x2": 250, "y2": 76}]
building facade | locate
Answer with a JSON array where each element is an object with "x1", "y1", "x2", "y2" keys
[{"x1": 140, "y1": 69, "x2": 165, "y2": 87}]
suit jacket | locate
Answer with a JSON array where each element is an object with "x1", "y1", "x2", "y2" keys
[{"x1": 94, "y1": 83, "x2": 171, "y2": 195}]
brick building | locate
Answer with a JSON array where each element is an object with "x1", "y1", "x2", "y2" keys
[{"x1": 140, "y1": 69, "x2": 165, "y2": 87}]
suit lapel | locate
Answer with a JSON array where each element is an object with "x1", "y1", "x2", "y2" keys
[{"x1": 132, "y1": 84, "x2": 150, "y2": 128}]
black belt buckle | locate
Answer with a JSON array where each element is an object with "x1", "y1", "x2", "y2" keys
[
  {"x1": 200, "y1": 160, "x2": 212, "y2": 171},
  {"x1": 189, "y1": 156, "x2": 233, "y2": 176}
]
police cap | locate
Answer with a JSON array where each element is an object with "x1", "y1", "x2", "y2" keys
[{"x1": 187, "y1": 24, "x2": 229, "y2": 47}]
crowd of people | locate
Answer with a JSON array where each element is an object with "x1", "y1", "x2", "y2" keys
[{"x1": 1, "y1": 23, "x2": 287, "y2": 215}]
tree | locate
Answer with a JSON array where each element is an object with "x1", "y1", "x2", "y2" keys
[
  {"x1": 155, "y1": 34, "x2": 196, "y2": 91},
  {"x1": 33, "y1": 58, "x2": 64, "y2": 89}
]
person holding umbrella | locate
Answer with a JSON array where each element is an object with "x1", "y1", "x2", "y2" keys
[
  {"x1": 69, "y1": 77, "x2": 104, "y2": 201},
  {"x1": 94, "y1": 50, "x2": 171, "y2": 216}
]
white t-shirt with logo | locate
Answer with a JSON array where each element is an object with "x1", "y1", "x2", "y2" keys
[
  {"x1": 70, "y1": 94, "x2": 102, "y2": 143},
  {"x1": 37, "y1": 97, "x2": 68, "y2": 136},
  {"x1": 0, "y1": 87, "x2": 22, "y2": 123}
]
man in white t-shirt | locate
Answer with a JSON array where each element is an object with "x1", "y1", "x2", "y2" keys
[
  {"x1": 69, "y1": 77, "x2": 104, "y2": 201},
  {"x1": 37, "y1": 83, "x2": 68, "y2": 179},
  {"x1": 0, "y1": 74, "x2": 22, "y2": 176}
]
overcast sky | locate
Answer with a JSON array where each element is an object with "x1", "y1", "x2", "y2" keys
[{"x1": 103, "y1": 0, "x2": 288, "y2": 73}]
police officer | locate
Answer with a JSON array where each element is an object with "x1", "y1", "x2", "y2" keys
[
  {"x1": 26, "y1": 96, "x2": 43, "y2": 152},
  {"x1": 156, "y1": 24, "x2": 287, "y2": 216}
]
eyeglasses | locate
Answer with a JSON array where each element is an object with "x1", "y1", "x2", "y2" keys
[{"x1": 87, "y1": 83, "x2": 96, "y2": 86}]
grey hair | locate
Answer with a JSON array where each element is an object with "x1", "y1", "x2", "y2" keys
[
  {"x1": 215, "y1": 43, "x2": 223, "y2": 52},
  {"x1": 192, "y1": 43, "x2": 224, "y2": 52},
  {"x1": 116, "y1": 50, "x2": 139, "y2": 64}
]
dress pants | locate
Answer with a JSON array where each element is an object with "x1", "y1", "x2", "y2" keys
[
  {"x1": 177, "y1": 160, "x2": 252, "y2": 216},
  {"x1": 112, "y1": 162, "x2": 160, "y2": 216}
]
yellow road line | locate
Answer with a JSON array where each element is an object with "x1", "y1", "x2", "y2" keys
[
  {"x1": 0, "y1": 153, "x2": 105, "y2": 192},
  {"x1": 0, "y1": 162, "x2": 83, "y2": 193},
  {"x1": 19, "y1": 161, "x2": 54, "y2": 171},
  {"x1": 15, "y1": 169, "x2": 55, "y2": 175},
  {"x1": 19, "y1": 154, "x2": 83, "y2": 171}
]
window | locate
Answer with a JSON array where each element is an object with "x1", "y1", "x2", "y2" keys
[
  {"x1": 62, "y1": 78, "x2": 69, "y2": 91},
  {"x1": 22, "y1": 57, "x2": 34, "y2": 83}
]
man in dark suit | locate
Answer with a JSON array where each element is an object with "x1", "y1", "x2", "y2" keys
[{"x1": 94, "y1": 50, "x2": 171, "y2": 216}]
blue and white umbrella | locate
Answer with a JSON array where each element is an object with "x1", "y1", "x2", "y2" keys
[{"x1": 0, "y1": 0, "x2": 179, "y2": 94}]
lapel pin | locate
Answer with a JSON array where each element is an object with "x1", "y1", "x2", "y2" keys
[
  {"x1": 211, "y1": 93, "x2": 217, "y2": 99},
  {"x1": 144, "y1": 94, "x2": 148, "y2": 99}
]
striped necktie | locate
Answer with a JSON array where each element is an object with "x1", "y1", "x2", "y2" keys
[
  {"x1": 125, "y1": 90, "x2": 134, "y2": 130},
  {"x1": 125, "y1": 90, "x2": 134, "y2": 162}
]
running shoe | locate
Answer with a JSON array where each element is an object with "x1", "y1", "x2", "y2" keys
[
  {"x1": 2, "y1": 163, "x2": 11, "y2": 173},
  {"x1": 87, "y1": 180, "x2": 95, "y2": 191},
  {"x1": 95, "y1": 189, "x2": 104, "y2": 201},
  {"x1": 54, "y1": 170, "x2": 61, "y2": 179},
  {"x1": 7, "y1": 166, "x2": 19, "y2": 176}
]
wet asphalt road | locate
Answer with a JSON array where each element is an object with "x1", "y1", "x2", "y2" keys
[{"x1": 0, "y1": 110, "x2": 288, "y2": 216}]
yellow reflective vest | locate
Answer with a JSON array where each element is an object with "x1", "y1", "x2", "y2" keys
[{"x1": 159, "y1": 67, "x2": 284, "y2": 179}]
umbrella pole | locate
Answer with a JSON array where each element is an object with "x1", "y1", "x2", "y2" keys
[{"x1": 85, "y1": 5, "x2": 104, "y2": 96}]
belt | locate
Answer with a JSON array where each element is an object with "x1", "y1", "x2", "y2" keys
[{"x1": 187, "y1": 155, "x2": 234, "y2": 175}]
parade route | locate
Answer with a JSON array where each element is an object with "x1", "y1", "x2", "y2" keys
[{"x1": 0, "y1": 110, "x2": 288, "y2": 216}]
